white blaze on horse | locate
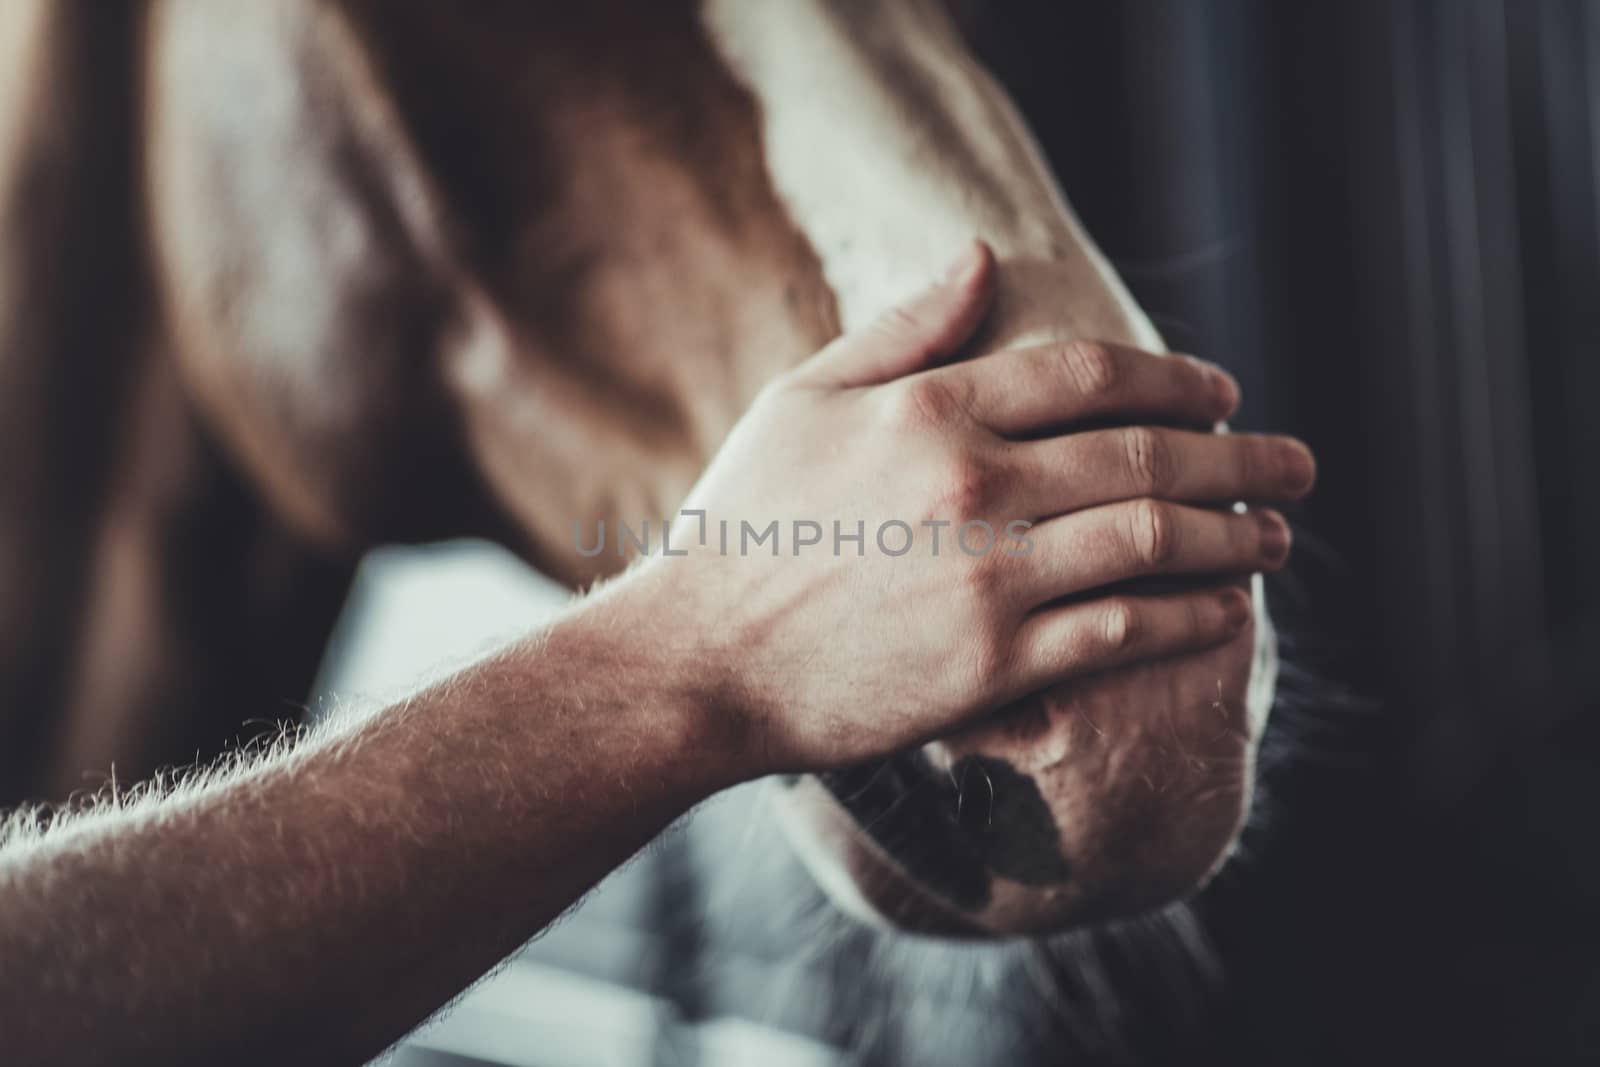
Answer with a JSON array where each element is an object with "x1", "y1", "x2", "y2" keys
[{"x1": 0, "y1": 0, "x2": 1276, "y2": 937}]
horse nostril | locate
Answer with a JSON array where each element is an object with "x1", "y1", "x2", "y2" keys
[
  {"x1": 946, "y1": 756, "x2": 1074, "y2": 887},
  {"x1": 952, "y1": 757, "x2": 995, "y2": 831}
]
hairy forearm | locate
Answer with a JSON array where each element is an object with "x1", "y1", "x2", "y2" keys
[{"x1": 0, "y1": 583, "x2": 743, "y2": 1067}]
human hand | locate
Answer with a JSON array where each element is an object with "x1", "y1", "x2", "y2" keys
[{"x1": 626, "y1": 241, "x2": 1314, "y2": 775}]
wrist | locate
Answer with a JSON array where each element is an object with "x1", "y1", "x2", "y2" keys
[{"x1": 555, "y1": 562, "x2": 772, "y2": 792}]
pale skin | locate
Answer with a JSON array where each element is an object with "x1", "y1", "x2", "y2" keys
[{"x1": 0, "y1": 244, "x2": 1313, "y2": 1066}]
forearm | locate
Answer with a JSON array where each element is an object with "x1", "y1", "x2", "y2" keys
[{"x1": 0, "y1": 582, "x2": 745, "y2": 1067}]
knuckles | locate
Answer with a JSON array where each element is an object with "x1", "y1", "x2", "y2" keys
[
  {"x1": 1057, "y1": 339, "x2": 1119, "y2": 399},
  {"x1": 1127, "y1": 498, "x2": 1178, "y2": 568},
  {"x1": 945, "y1": 615, "x2": 1014, "y2": 700},
  {"x1": 886, "y1": 375, "x2": 970, "y2": 430},
  {"x1": 1121, "y1": 425, "x2": 1172, "y2": 496},
  {"x1": 931, "y1": 449, "x2": 1005, "y2": 520},
  {"x1": 1097, "y1": 597, "x2": 1143, "y2": 655},
  {"x1": 955, "y1": 534, "x2": 1014, "y2": 597}
]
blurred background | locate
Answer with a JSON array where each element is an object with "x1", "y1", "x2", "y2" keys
[{"x1": 3, "y1": 1, "x2": 1598, "y2": 1065}]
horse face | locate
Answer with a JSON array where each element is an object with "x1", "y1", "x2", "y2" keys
[
  {"x1": 704, "y1": 0, "x2": 1279, "y2": 935},
  {"x1": 143, "y1": 0, "x2": 1277, "y2": 937}
]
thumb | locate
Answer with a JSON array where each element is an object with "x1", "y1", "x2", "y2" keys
[{"x1": 802, "y1": 240, "x2": 995, "y2": 388}]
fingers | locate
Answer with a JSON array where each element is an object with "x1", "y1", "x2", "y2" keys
[
  {"x1": 1021, "y1": 501, "x2": 1291, "y2": 604},
  {"x1": 934, "y1": 339, "x2": 1238, "y2": 436},
  {"x1": 800, "y1": 241, "x2": 997, "y2": 388},
  {"x1": 1012, "y1": 585, "x2": 1253, "y2": 694},
  {"x1": 1002, "y1": 427, "x2": 1316, "y2": 517}
]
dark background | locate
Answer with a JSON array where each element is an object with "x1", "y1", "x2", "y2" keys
[
  {"x1": 7, "y1": 2, "x2": 1595, "y2": 1064},
  {"x1": 968, "y1": 0, "x2": 1600, "y2": 1062}
]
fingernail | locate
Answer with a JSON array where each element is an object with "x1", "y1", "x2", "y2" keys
[
  {"x1": 942, "y1": 241, "x2": 984, "y2": 285},
  {"x1": 1222, "y1": 588, "x2": 1252, "y2": 629},
  {"x1": 1282, "y1": 439, "x2": 1316, "y2": 492},
  {"x1": 1258, "y1": 510, "x2": 1291, "y2": 564}
]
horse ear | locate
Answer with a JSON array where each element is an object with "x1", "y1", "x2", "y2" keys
[{"x1": 799, "y1": 241, "x2": 994, "y2": 388}]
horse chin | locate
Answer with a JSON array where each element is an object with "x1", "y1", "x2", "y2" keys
[
  {"x1": 772, "y1": 593, "x2": 1277, "y2": 939},
  {"x1": 772, "y1": 775, "x2": 995, "y2": 938},
  {"x1": 773, "y1": 770, "x2": 1252, "y2": 940}
]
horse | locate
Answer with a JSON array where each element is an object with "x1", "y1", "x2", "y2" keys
[{"x1": 0, "y1": 0, "x2": 1278, "y2": 948}]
